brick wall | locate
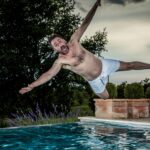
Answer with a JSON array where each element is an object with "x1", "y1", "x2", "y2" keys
[{"x1": 94, "y1": 99, "x2": 150, "y2": 119}]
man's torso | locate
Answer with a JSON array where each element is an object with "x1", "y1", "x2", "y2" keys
[{"x1": 58, "y1": 40, "x2": 102, "y2": 80}]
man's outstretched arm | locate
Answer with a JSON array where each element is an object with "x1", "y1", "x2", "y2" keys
[
  {"x1": 19, "y1": 59, "x2": 62, "y2": 94},
  {"x1": 71, "y1": 0, "x2": 101, "y2": 41}
]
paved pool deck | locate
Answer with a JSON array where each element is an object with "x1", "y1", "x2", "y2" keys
[{"x1": 78, "y1": 116, "x2": 150, "y2": 127}]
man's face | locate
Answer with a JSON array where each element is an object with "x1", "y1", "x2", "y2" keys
[{"x1": 51, "y1": 37, "x2": 69, "y2": 54}]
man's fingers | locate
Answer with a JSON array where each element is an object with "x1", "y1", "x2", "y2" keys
[
  {"x1": 19, "y1": 90, "x2": 26, "y2": 94},
  {"x1": 19, "y1": 87, "x2": 32, "y2": 94},
  {"x1": 19, "y1": 89, "x2": 28, "y2": 94}
]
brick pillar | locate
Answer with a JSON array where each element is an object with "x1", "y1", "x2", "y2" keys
[
  {"x1": 94, "y1": 99, "x2": 150, "y2": 119},
  {"x1": 112, "y1": 100, "x2": 128, "y2": 119},
  {"x1": 94, "y1": 99, "x2": 113, "y2": 119},
  {"x1": 127, "y1": 99, "x2": 149, "y2": 119}
]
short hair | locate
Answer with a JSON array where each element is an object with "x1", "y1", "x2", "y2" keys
[{"x1": 48, "y1": 34, "x2": 63, "y2": 45}]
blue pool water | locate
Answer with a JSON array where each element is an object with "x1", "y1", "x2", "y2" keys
[{"x1": 0, "y1": 122, "x2": 150, "y2": 150}]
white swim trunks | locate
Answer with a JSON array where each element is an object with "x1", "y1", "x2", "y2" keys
[{"x1": 88, "y1": 58, "x2": 120, "y2": 94}]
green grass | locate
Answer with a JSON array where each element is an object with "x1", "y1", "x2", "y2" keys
[
  {"x1": 11, "y1": 117, "x2": 79, "y2": 126},
  {"x1": 0, "y1": 104, "x2": 94, "y2": 128},
  {"x1": 0, "y1": 117, "x2": 79, "y2": 128}
]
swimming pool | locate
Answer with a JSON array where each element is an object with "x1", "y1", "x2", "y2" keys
[{"x1": 0, "y1": 122, "x2": 150, "y2": 150}]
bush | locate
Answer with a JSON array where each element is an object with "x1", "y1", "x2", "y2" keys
[
  {"x1": 145, "y1": 86, "x2": 150, "y2": 98},
  {"x1": 124, "y1": 83, "x2": 144, "y2": 98},
  {"x1": 3, "y1": 103, "x2": 80, "y2": 128},
  {"x1": 117, "y1": 82, "x2": 127, "y2": 98},
  {"x1": 71, "y1": 105, "x2": 94, "y2": 116},
  {"x1": 0, "y1": 118, "x2": 9, "y2": 128},
  {"x1": 106, "y1": 83, "x2": 117, "y2": 98}
]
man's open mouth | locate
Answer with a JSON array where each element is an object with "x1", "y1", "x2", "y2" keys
[{"x1": 61, "y1": 45, "x2": 67, "y2": 50}]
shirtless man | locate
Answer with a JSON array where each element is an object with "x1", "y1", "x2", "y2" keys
[{"x1": 19, "y1": 0, "x2": 150, "y2": 99}]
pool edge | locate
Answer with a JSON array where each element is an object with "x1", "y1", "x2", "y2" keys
[{"x1": 78, "y1": 117, "x2": 150, "y2": 128}]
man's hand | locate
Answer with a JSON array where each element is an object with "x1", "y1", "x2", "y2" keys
[
  {"x1": 97, "y1": 0, "x2": 101, "y2": 6},
  {"x1": 19, "y1": 84, "x2": 34, "y2": 95},
  {"x1": 19, "y1": 59, "x2": 62, "y2": 95}
]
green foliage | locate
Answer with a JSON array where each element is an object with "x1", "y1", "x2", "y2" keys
[
  {"x1": 71, "y1": 105, "x2": 94, "y2": 116},
  {"x1": 141, "y1": 78, "x2": 150, "y2": 93},
  {"x1": 106, "y1": 83, "x2": 117, "y2": 98},
  {"x1": 141, "y1": 78, "x2": 150, "y2": 85},
  {"x1": 81, "y1": 29, "x2": 108, "y2": 57},
  {"x1": 0, "y1": 0, "x2": 108, "y2": 117},
  {"x1": 0, "y1": 0, "x2": 81, "y2": 116},
  {"x1": 5, "y1": 117, "x2": 78, "y2": 127},
  {"x1": 145, "y1": 86, "x2": 150, "y2": 98},
  {"x1": 0, "y1": 118, "x2": 9, "y2": 128},
  {"x1": 117, "y1": 81, "x2": 127, "y2": 98},
  {"x1": 0, "y1": 117, "x2": 78, "y2": 128},
  {"x1": 70, "y1": 87, "x2": 91, "y2": 106},
  {"x1": 0, "y1": 103, "x2": 79, "y2": 127},
  {"x1": 124, "y1": 83, "x2": 144, "y2": 99}
]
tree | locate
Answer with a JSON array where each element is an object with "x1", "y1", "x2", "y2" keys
[
  {"x1": 0, "y1": 0, "x2": 108, "y2": 117},
  {"x1": 82, "y1": 28, "x2": 108, "y2": 57},
  {"x1": 106, "y1": 83, "x2": 117, "y2": 98},
  {"x1": 0, "y1": 0, "x2": 80, "y2": 116},
  {"x1": 141, "y1": 78, "x2": 150, "y2": 85},
  {"x1": 145, "y1": 86, "x2": 150, "y2": 98},
  {"x1": 124, "y1": 83, "x2": 144, "y2": 99},
  {"x1": 117, "y1": 81, "x2": 127, "y2": 98},
  {"x1": 141, "y1": 78, "x2": 150, "y2": 93}
]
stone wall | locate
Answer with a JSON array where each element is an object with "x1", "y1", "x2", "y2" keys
[{"x1": 94, "y1": 99, "x2": 150, "y2": 119}]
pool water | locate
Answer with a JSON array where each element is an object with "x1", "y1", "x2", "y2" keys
[{"x1": 0, "y1": 122, "x2": 150, "y2": 150}]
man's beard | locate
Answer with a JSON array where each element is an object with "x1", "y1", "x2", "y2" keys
[{"x1": 60, "y1": 45, "x2": 69, "y2": 54}]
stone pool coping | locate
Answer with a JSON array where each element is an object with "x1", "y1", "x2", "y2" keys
[{"x1": 78, "y1": 116, "x2": 150, "y2": 128}]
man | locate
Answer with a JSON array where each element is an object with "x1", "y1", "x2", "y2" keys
[{"x1": 19, "y1": 0, "x2": 150, "y2": 99}]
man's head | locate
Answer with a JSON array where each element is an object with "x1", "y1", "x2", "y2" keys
[{"x1": 48, "y1": 34, "x2": 69, "y2": 54}]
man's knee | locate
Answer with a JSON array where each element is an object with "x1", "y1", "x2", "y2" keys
[
  {"x1": 98, "y1": 93, "x2": 109, "y2": 99},
  {"x1": 96, "y1": 89, "x2": 109, "y2": 99}
]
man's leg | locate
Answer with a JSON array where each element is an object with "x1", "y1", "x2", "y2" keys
[
  {"x1": 118, "y1": 61, "x2": 150, "y2": 71},
  {"x1": 96, "y1": 89, "x2": 109, "y2": 99}
]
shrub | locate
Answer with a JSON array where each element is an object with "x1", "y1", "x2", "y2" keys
[
  {"x1": 145, "y1": 86, "x2": 150, "y2": 98},
  {"x1": 117, "y1": 82, "x2": 127, "y2": 98},
  {"x1": 0, "y1": 118, "x2": 9, "y2": 128},
  {"x1": 124, "y1": 83, "x2": 144, "y2": 98},
  {"x1": 71, "y1": 105, "x2": 94, "y2": 116},
  {"x1": 5, "y1": 103, "x2": 80, "y2": 127},
  {"x1": 106, "y1": 83, "x2": 117, "y2": 98}
]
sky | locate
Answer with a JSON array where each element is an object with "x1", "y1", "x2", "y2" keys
[{"x1": 74, "y1": 0, "x2": 150, "y2": 84}]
